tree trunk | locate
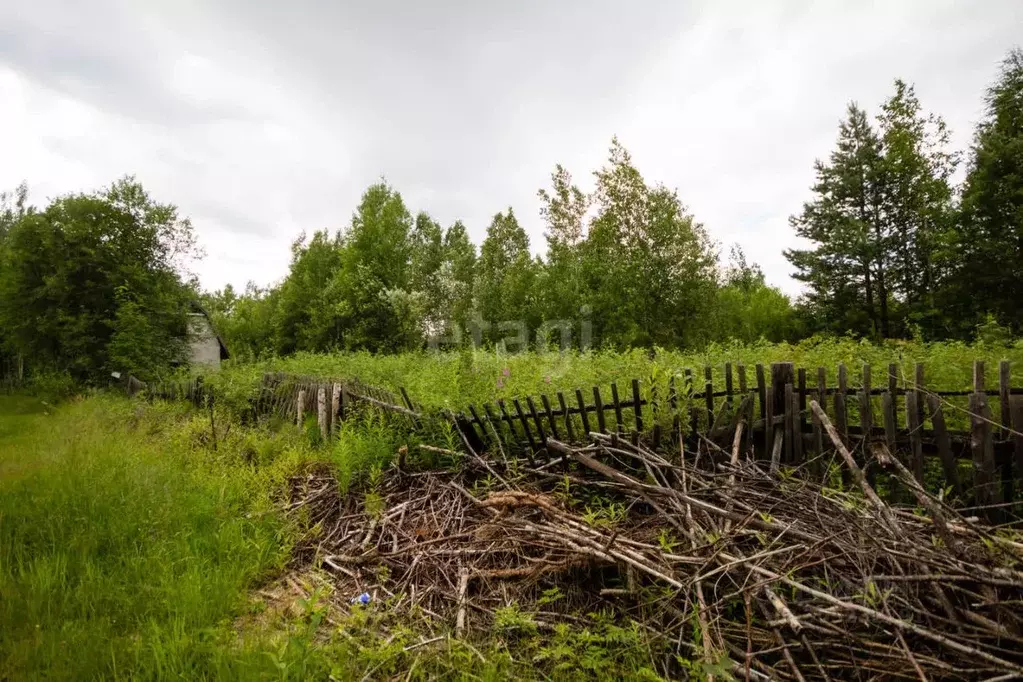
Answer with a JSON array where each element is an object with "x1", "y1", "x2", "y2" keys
[
  {"x1": 863, "y1": 263, "x2": 877, "y2": 332},
  {"x1": 877, "y1": 268, "x2": 891, "y2": 338}
]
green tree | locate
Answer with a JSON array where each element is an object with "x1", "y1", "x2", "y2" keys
[
  {"x1": 957, "y1": 48, "x2": 1023, "y2": 333},
  {"x1": 475, "y1": 209, "x2": 538, "y2": 348},
  {"x1": 786, "y1": 104, "x2": 890, "y2": 337},
  {"x1": 0, "y1": 177, "x2": 197, "y2": 381},
  {"x1": 203, "y1": 282, "x2": 279, "y2": 361},
  {"x1": 714, "y1": 246, "x2": 798, "y2": 342},
  {"x1": 408, "y1": 212, "x2": 446, "y2": 337},
  {"x1": 788, "y1": 83, "x2": 962, "y2": 340},
  {"x1": 0, "y1": 182, "x2": 31, "y2": 377},
  {"x1": 440, "y1": 220, "x2": 477, "y2": 340},
  {"x1": 582, "y1": 138, "x2": 717, "y2": 348},
  {"x1": 273, "y1": 230, "x2": 344, "y2": 353},
  {"x1": 0, "y1": 182, "x2": 29, "y2": 243},
  {"x1": 537, "y1": 165, "x2": 589, "y2": 328},
  {"x1": 331, "y1": 182, "x2": 417, "y2": 351},
  {"x1": 107, "y1": 288, "x2": 188, "y2": 379},
  {"x1": 877, "y1": 80, "x2": 958, "y2": 337}
]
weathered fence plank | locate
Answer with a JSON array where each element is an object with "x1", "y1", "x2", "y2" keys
[
  {"x1": 703, "y1": 366, "x2": 714, "y2": 429},
  {"x1": 610, "y1": 382, "x2": 623, "y2": 434},
  {"x1": 525, "y1": 396, "x2": 547, "y2": 447},
  {"x1": 906, "y1": 390, "x2": 923, "y2": 482},
  {"x1": 969, "y1": 391, "x2": 999, "y2": 509},
  {"x1": 835, "y1": 363, "x2": 849, "y2": 443},
  {"x1": 755, "y1": 363, "x2": 767, "y2": 421},
  {"x1": 557, "y1": 392, "x2": 574, "y2": 442},
  {"x1": 512, "y1": 399, "x2": 537, "y2": 457},
  {"x1": 797, "y1": 368, "x2": 808, "y2": 449},
  {"x1": 1000, "y1": 360, "x2": 1011, "y2": 438},
  {"x1": 1011, "y1": 395, "x2": 1023, "y2": 500},
  {"x1": 882, "y1": 392, "x2": 896, "y2": 451},
  {"x1": 540, "y1": 395, "x2": 559, "y2": 441},
  {"x1": 575, "y1": 389, "x2": 591, "y2": 437},
  {"x1": 331, "y1": 383, "x2": 341, "y2": 436},
  {"x1": 632, "y1": 378, "x2": 643, "y2": 434},
  {"x1": 593, "y1": 386, "x2": 607, "y2": 434},
  {"x1": 724, "y1": 363, "x2": 734, "y2": 412},
  {"x1": 784, "y1": 382, "x2": 795, "y2": 464},
  {"x1": 318, "y1": 386, "x2": 328, "y2": 440}
]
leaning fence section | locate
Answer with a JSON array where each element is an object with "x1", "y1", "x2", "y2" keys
[
  {"x1": 129, "y1": 359, "x2": 1023, "y2": 509},
  {"x1": 446, "y1": 359, "x2": 1023, "y2": 509}
]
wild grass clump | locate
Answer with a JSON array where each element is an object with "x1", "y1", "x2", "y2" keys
[
  {"x1": 0, "y1": 393, "x2": 676, "y2": 680},
  {"x1": 0, "y1": 395, "x2": 302, "y2": 680},
  {"x1": 209, "y1": 337, "x2": 1023, "y2": 419}
]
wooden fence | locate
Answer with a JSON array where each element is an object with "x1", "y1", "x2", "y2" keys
[
  {"x1": 444, "y1": 360, "x2": 1023, "y2": 508},
  {"x1": 133, "y1": 360, "x2": 1023, "y2": 509}
]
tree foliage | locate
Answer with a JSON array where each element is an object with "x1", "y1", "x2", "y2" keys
[
  {"x1": 202, "y1": 139, "x2": 799, "y2": 357},
  {"x1": 0, "y1": 178, "x2": 197, "y2": 381},
  {"x1": 786, "y1": 81, "x2": 959, "y2": 339},
  {"x1": 11, "y1": 50, "x2": 1023, "y2": 367},
  {"x1": 957, "y1": 48, "x2": 1023, "y2": 334}
]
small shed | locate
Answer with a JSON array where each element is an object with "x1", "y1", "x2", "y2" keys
[{"x1": 187, "y1": 303, "x2": 230, "y2": 369}]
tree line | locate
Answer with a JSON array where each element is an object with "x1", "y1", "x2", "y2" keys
[
  {"x1": 200, "y1": 137, "x2": 796, "y2": 361},
  {"x1": 788, "y1": 50, "x2": 1023, "y2": 341},
  {"x1": 1, "y1": 48, "x2": 1020, "y2": 381}
]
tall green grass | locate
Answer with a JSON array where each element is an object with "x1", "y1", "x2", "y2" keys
[
  {"x1": 0, "y1": 394, "x2": 675, "y2": 680},
  {"x1": 209, "y1": 337, "x2": 1023, "y2": 421},
  {"x1": 0, "y1": 395, "x2": 297, "y2": 680}
]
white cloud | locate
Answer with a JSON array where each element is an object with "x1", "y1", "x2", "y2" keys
[{"x1": 1, "y1": 0, "x2": 1018, "y2": 296}]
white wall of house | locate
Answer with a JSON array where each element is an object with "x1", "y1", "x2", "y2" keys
[{"x1": 187, "y1": 313, "x2": 222, "y2": 369}]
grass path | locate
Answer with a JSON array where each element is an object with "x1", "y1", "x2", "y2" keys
[{"x1": 0, "y1": 395, "x2": 289, "y2": 680}]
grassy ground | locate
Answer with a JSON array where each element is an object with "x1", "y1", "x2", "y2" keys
[
  {"x1": 0, "y1": 395, "x2": 297, "y2": 679},
  {"x1": 209, "y1": 338, "x2": 1023, "y2": 417},
  {"x1": 0, "y1": 394, "x2": 671, "y2": 681}
]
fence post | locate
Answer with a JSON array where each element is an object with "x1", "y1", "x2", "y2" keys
[
  {"x1": 558, "y1": 392, "x2": 575, "y2": 442},
  {"x1": 318, "y1": 386, "x2": 328, "y2": 441},
  {"x1": 755, "y1": 364, "x2": 767, "y2": 421},
  {"x1": 882, "y1": 392, "x2": 896, "y2": 451},
  {"x1": 632, "y1": 378, "x2": 643, "y2": 436},
  {"x1": 886, "y1": 363, "x2": 899, "y2": 444},
  {"x1": 770, "y1": 362, "x2": 793, "y2": 463},
  {"x1": 797, "y1": 368, "x2": 807, "y2": 453},
  {"x1": 905, "y1": 390, "x2": 923, "y2": 483},
  {"x1": 593, "y1": 386, "x2": 607, "y2": 434},
  {"x1": 331, "y1": 384, "x2": 341, "y2": 437},
  {"x1": 297, "y1": 389, "x2": 306, "y2": 427},
  {"x1": 703, "y1": 366, "x2": 714, "y2": 430},
  {"x1": 610, "y1": 382, "x2": 624, "y2": 434},
  {"x1": 812, "y1": 368, "x2": 826, "y2": 459},
  {"x1": 969, "y1": 391, "x2": 999, "y2": 514},
  {"x1": 724, "y1": 363, "x2": 733, "y2": 413},
  {"x1": 999, "y1": 361, "x2": 1011, "y2": 439},
  {"x1": 576, "y1": 389, "x2": 592, "y2": 437},
  {"x1": 926, "y1": 394, "x2": 959, "y2": 497},
  {"x1": 1011, "y1": 395, "x2": 1023, "y2": 503}
]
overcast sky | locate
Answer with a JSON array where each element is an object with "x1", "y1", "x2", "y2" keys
[{"x1": 1, "y1": 1, "x2": 1018, "y2": 296}]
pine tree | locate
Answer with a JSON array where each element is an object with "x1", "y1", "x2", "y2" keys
[
  {"x1": 876, "y1": 80, "x2": 958, "y2": 336},
  {"x1": 786, "y1": 104, "x2": 890, "y2": 337},
  {"x1": 958, "y1": 48, "x2": 1023, "y2": 333}
]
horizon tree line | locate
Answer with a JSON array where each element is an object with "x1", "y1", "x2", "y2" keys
[{"x1": 1, "y1": 48, "x2": 1021, "y2": 381}]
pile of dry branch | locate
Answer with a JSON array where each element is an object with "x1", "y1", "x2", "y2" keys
[{"x1": 287, "y1": 402, "x2": 1023, "y2": 681}]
